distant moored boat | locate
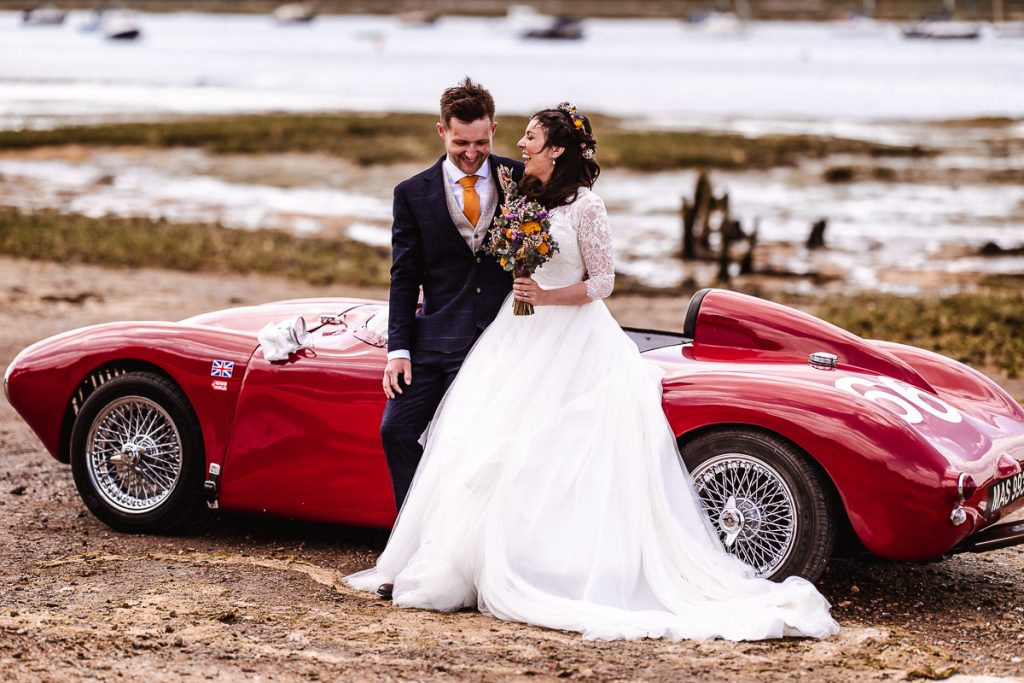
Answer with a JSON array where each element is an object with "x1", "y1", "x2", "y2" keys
[
  {"x1": 683, "y1": 0, "x2": 751, "y2": 35},
  {"x1": 22, "y1": 4, "x2": 67, "y2": 25},
  {"x1": 901, "y1": 19, "x2": 981, "y2": 38},
  {"x1": 902, "y1": 0, "x2": 982, "y2": 39},
  {"x1": 522, "y1": 15, "x2": 584, "y2": 40},
  {"x1": 102, "y1": 11, "x2": 141, "y2": 41},
  {"x1": 505, "y1": 4, "x2": 547, "y2": 34},
  {"x1": 273, "y1": 2, "x2": 317, "y2": 24}
]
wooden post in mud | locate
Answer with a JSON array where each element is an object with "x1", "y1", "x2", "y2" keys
[
  {"x1": 739, "y1": 219, "x2": 758, "y2": 275},
  {"x1": 684, "y1": 174, "x2": 724, "y2": 262},
  {"x1": 682, "y1": 198, "x2": 696, "y2": 260},
  {"x1": 682, "y1": 172, "x2": 758, "y2": 280},
  {"x1": 682, "y1": 172, "x2": 716, "y2": 260},
  {"x1": 807, "y1": 219, "x2": 827, "y2": 250},
  {"x1": 697, "y1": 174, "x2": 715, "y2": 254}
]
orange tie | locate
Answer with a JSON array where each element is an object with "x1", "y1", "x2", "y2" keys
[{"x1": 458, "y1": 175, "x2": 480, "y2": 226}]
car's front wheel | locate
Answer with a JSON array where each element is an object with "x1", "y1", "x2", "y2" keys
[
  {"x1": 70, "y1": 371, "x2": 205, "y2": 533},
  {"x1": 681, "y1": 428, "x2": 835, "y2": 582}
]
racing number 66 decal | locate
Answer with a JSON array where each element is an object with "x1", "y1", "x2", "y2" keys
[{"x1": 835, "y1": 376, "x2": 963, "y2": 425}]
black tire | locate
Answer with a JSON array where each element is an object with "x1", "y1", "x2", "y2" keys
[
  {"x1": 680, "y1": 428, "x2": 835, "y2": 582},
  {"x1": 70, "y1": 371, "x2": 205, "y2": 533}
]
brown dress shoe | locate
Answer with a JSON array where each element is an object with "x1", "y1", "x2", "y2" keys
[{"x1": 376, "y1": 583, "x2": 393, "y2": 600}]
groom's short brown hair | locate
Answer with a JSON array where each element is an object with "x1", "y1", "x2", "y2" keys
[{"x1": 440, "y1": 77, "x2": 495, "y2": 128}]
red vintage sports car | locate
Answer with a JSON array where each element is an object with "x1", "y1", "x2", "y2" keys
[{"x1": 6, "y1": 288, "x2": 1024, "y2": 581}]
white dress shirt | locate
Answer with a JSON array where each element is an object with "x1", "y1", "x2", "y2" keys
[{"x1": 388, "y1": 156, "x2": 493, "y2": 363}]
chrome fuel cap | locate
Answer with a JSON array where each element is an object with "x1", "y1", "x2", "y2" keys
[{"x1": 809, "y1": 351, "x2": 838, "y2": 370}]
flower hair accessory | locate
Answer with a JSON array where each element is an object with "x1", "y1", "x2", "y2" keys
[
  {"x1": 557, "y1": 101, "x2": 586, "y2": 130},
  {"x1": 556, "y1": 101, "x2": 596, "y2": 160}
]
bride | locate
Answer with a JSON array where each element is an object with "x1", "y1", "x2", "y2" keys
[{"x1": 346, "y1": 104, "x2": 840, "y2": 641}]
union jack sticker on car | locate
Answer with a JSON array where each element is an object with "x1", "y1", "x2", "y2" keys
[{"x1": 211, "y1": 360, "x2": 234, "y2": 378}]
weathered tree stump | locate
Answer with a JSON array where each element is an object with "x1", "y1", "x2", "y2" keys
[
  {"x1": 681, "y1": 173, "x2": 758, "y2": 283},
  {"x1": 807, "y1": 219, "x2": 827, "y2": 250},
  {"x1": 739, "y1": 219, "x2": 759, "y2": 275},
  {"x1": 682, "y1": 172, "x2": 723, "y2": 260},
  {"x1": 682, "y1": 198, "x2": 696, "y2": 260}
]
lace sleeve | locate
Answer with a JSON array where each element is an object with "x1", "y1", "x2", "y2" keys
[{"x1": 575, "y1": 190, "x2": 615, "y2": 300}]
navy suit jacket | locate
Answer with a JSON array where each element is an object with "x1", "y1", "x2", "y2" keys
[{"x1": 388, "y1": 154, "x2": 525, "y2": 355}]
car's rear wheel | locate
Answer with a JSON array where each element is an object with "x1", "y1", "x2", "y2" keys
[
  {"x1": 681, "y1": 428, "x2": 835, "y2": 582},
  {"x1": 70, "y1": 371, "x2": 205, "y2": 533}
]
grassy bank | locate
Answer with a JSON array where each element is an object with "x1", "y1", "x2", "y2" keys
[
  {"x1": 813, "y1": 278, "x2": 1024, "y2": 380},
  {"x1": 0, "y1": 208, "x2": 390, "y2": 287},
  {"x1": 0, "y1": 113, "x2": 931, "y2": 171}
]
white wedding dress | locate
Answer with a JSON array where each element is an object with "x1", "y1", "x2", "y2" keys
[{"x1": 347, "y1": 188, "x2": 840, "y2": 641}]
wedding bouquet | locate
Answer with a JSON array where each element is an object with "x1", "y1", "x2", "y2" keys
[{"x1": 487, "y1": 165, "x2": 559, "y2": 315}]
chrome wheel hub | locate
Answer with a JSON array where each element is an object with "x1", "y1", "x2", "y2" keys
[
  {"x1": 718, "y1": 504, "x2": 744, "y2": 534},
  {"x1": 691, "y1": 454, "x2": 797, "y2": 577},
  {"x1": 85, "y1": 397, "x2": 182, "y2": 514},
  {"x1": 118, "y1": 443, "x2": 142, "y2": 466}
]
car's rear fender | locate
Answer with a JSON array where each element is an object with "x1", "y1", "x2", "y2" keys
[
  {"x1": 690, "y1": 288, "x2": 933, "y2": 391},
  {"x1": 662, "y1": 372, "x2": 970, "y2": 560},
  {"x1": 5, "y1": 322, "x2": 256, "y2": 472},
  {"x1": 872, "y1": 340, "x2": 1024, "y2": 428}
]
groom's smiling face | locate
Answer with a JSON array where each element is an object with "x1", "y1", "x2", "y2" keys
[{"x1": 437, "y1": 116, "x2": 496, "y2": 175}]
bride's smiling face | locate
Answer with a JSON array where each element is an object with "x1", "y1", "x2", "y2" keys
[{"x1": 517, "y1": 118, "x2": 563, "y2": 184}]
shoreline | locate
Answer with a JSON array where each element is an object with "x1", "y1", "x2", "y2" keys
[{"x1": 2, "y1": 1, "x2": 1021, "y2": 21}]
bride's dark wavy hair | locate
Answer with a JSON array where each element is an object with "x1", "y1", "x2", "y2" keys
[{"x1": 521, "y1": 108, "x2": 600, "y2": 210}]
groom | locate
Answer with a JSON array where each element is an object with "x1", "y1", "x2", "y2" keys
[{"x1": 380, "y1": 78, "x2": 524, "y2": 534}]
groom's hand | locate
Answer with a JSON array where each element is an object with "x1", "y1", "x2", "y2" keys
[{"x1": 383, "y1": 359, "x2": 413, "y2": 399}]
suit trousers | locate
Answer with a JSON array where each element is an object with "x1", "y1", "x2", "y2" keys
[{"x1": 380, "y1": 344, "x2": 474, "y2": 511}]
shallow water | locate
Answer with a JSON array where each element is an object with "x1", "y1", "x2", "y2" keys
[{"x1": 3, "y1": 12, "x2": 1024, "y2": 132}]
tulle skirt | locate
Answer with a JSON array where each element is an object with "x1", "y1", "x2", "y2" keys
[{"x1": 346, "y1": 295, "x2": 840, "y2": 641}]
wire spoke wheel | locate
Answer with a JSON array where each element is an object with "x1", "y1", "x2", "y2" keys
[
  {"x1": 72, "y1": 371, "x2": 205, "y2": 533},
  {"x1": 681, "y1": 429, "x2": 835, "y2": 582},
  {"x1": 84, "y1": 396, "x2": 183, "y2": 515},
  {"x1": 691, "y1": 453, "x2": 798, "y2": 578}
]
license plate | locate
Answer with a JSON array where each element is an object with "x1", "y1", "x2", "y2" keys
[{"x1": 988, "y1": 470, "x2": 1024, "y2": 517}]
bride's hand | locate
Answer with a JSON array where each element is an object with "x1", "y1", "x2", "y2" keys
[{"x1": 513, "y1": 277, "x2": 546, "y2": 306}]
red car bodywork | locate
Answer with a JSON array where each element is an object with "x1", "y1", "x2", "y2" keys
[{"x1": 6, "y1": 289, "x2": 1024, "y2": 561}]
